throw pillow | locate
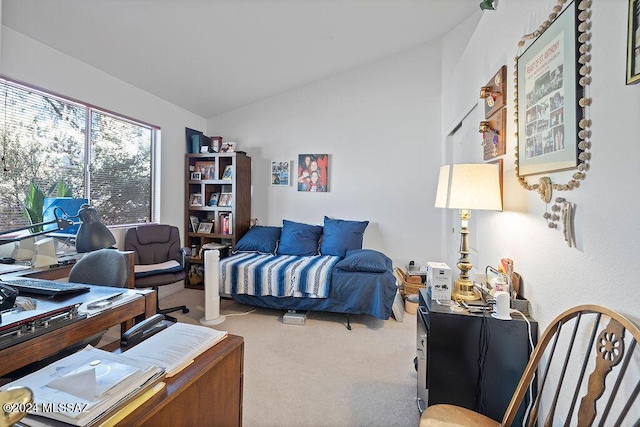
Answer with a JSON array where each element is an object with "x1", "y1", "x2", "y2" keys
[
  {"x1": 335, "y1": 249, "x2": 392, "y2": 273},
  {"x1": 235, "y1": 226, "x2": 281, "y2": 254},
  {"x1": 319, "y1": 216, "x2": 369, "y2": 257},
  {"x1": 277, "y1": 220, "x2": 323, "y2": 256}
]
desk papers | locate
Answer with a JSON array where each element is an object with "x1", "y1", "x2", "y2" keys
[
  {"x1": 122, "y1": 322, "x2": 228, "y2": 377},
  {"x1": 2, "y1": 346, "x2": 163, "y2": 426}
]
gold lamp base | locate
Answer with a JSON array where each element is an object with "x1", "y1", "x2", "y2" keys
[{"x1": 451, "y1": 277, "x2": 480, "y2": 301}]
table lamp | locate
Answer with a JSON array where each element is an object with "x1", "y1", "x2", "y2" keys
[{"x1": 435, "y1": 163, "x2": 502, "y2": 301}]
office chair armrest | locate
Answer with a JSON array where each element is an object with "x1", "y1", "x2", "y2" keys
[{"x1": 181, "y1": 247, "x2": 191, "y2": 270}]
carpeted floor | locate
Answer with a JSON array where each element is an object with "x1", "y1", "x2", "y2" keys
[{"x1": 150, "y1": 288, "x2": 421, "y2": 427}]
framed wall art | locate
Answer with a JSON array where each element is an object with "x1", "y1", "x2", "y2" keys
[
  {"x1": 628, "y1": 0, "x2": 640, "y2": 85},
  {"x1": 271, "y1": 161, "x2": 290, "y2": 186},
  {"x1": 297, "y1": 154, "x2": 329, "y2": 192},
  {"x1": 516, "y1": 1, "x2": 579, "y2": 176}
]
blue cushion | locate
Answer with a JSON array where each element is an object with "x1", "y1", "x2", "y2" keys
[
  {"x1": 235, "y1": 226, "x2": 281, "y2": 254},
  {"x1": 319, "y1": 216, "x2": 369, "y2": 257},
  {"x1": 335, "y1": 249, "x2": 392, "y2": 273},
  {"x1": 277, "y1": 220, "x2": 323, "y2": 256}
]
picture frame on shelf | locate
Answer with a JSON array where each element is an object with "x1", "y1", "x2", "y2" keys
[
  {"x1": 197, "y1": 222, "x2": 213, "y2": 234},
  {"x1": 189, "y1": 215, "x2": 200, "y2": 233},
  {"x1": 209, "y1": 192, "x2": 220, "y2": 206},
  {"x1": 271, "y1": 161, "x2": 290, "y2": 186},
  {"x1": 189, "y1": 193, "x2": 203, "y2": 207},
  {"x1": 222, "y1": 165, "x2": 233, "y2": 180},
  {"x1": 516, "y1": 2, "x2": 578, "y2": 176},
  {"x1": 628, "y1": 0, "x2": 640, "y2": 85},
  {"x1": 190, "y1": 171, "x2": 201, "y2": 180},
  {"x1": 218, "y1": 192, "x2": 233, "y2": 207},
  {"x1": 194, "y1": 161, "x2": 216, "y2": 180},
  {"x1": 210, "y1": 136, "x2": 223, "y2": 153},
  {"x1": 220, "y1": 141, "x2": 237, "y2": 153}
]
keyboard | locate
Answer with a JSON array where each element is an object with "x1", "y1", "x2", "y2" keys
[{"x1": 3, "y1": 279, "x2": 90, "y2": 296}]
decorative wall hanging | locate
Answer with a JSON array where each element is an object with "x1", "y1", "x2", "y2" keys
[
  {"x1": 480, "y1": 107, "x2": 506, "y2": 160},
  {"x1": 480, "y1": 66, "x2": 507, "y2": 160},
  {"x1": 271, "y1": 161, "x2": 291, "y2": 186},
  {"x1": 514, "y1": 0, "x2": 591, "y2": 245},
  {"x1": 480, "y1": 66, "x2": 506, "y2": 118},
  {"x1": 297, "y1": 154, "x2": 329, "y2": 192},
  {"x1": 628, "y1": 0, "x2": 640, "y2": 84}
]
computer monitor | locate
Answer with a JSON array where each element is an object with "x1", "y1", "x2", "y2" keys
[{"x1": 42, "y1": 197, "x2": 89, "y2": 235}]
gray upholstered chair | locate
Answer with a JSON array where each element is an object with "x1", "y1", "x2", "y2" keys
[
  {"x1": 68, "y1": 248, "x2": 130, "y2": 288},
  {"x1": 124, "y1": 224, "x2": 189, "y2": 322},
  {"x1": 65, "y1": 248, "x2": 132, "y2": 347}
]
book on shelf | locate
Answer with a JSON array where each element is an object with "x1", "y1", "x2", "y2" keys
[
  {"x1": 2, "y1": 345, "x2": 163, "y2": 427},
  {"x1": 122, "y1": 322, "x2": 228, "y2": 377},
  {"x1": 220, "y1": 214, "x2": 230, "y2": 234}
]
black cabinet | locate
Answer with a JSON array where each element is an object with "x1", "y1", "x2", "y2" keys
[{"x1": 417, "y1": 288, "x2": 537, "y2": 424}]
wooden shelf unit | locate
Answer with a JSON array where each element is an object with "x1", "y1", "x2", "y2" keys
[{"x1": 185, "y1": 152, "x2": 251, "y2": 288}]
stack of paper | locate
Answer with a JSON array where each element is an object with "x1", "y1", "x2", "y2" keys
[
  {"x1": 2, "y1": 346, "x2": 163, "y2": 426},
  {"x1": 122, "y1": 322, "x2": 228, "y2": 377}
]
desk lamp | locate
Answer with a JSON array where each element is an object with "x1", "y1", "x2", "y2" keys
[
  {"x1": 0, "y1": 204, "x2": 115, "y2": 255},
  {"x1": 435, "y1": 163, "x2": 502, "y2": 301}
]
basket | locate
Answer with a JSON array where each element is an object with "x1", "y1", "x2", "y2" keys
[{"x1": 393, "y1": 267, "x2": 426, "y2": 296}]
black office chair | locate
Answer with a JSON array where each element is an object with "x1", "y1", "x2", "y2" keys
[{"x1": 124, "y1": 224, "x2": 189, "y2": 323}]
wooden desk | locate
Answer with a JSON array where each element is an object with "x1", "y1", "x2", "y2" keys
[
  {"x1": 0, "y1": 284, "x2": 154, "y2": 377},
  {"x1": 114, "y1": 335, "x2": 244, "y2": 427}
]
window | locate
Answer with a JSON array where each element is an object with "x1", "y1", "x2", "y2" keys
[{"x1": 0, "y1": 76, "x2": 158, "y2": 233}]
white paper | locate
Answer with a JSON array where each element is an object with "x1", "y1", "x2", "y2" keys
[{"x1": 122, "y1": 323, "x2": 227, "y2": 376}]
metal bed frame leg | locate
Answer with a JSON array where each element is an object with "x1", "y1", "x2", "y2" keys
[{"x1": 346, "y1": 315, "x2": 352, "y2": 330}]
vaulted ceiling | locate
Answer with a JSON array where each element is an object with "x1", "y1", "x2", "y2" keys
[{"x1": 2, "y1": 0, "x2": 480, "y2": 118}]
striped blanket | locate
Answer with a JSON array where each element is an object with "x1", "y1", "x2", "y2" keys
[{"x1": 220, "y1": 252, "x2": 341, "y2": 298}]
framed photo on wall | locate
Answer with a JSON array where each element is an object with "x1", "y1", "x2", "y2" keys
[
  {"x1": 297, "y1": 154, "x2": 329, "y2": 192},
  {"x1": 271, "y1": 161, "x2": 290, "y2": 186},
  {"x1": 628, "y1": 0, "x2": 640, "y2": 84},
  {"x1": 516, "y1": 2, "x2": 578, "y2": 176}
]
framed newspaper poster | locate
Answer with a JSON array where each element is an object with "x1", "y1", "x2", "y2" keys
[{"x1": 517, "y1": 1, "x2": 579, "y2": 176}]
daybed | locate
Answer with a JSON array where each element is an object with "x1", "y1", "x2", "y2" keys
[{"x1": 203, "y1": 217, "x2": 398, "y2": 328}]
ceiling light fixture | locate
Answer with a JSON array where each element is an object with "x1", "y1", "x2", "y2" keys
[{"x1": 479, "y1": 0, "x2": 496, "y2": 11}]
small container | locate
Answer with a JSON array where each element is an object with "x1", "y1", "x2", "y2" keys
[{"x1": 405, "y1": 294, "x2": 419, "y2": 314}]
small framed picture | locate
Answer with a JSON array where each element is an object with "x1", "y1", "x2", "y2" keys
[
  {"x1": 222, "y1": 165, "x2": 233, "y2": 180},
  {"x1": 220, "y1": 142, "x2": 237, "y2": 153},
  {"x1": 218, "y1": 192, "x2": 233, "y2": 207},
  {"x1": 271, "y1": 161, "x2": 290, "y2": 186},
  {"x1": 197, "y1": 222, "x2": 213, "y2": 234},
  {"x1": 210, "y1": 136, "x2": 223, "y2": 153},
  {"x1": 209, "y1": 192, "x2": 220, "y2": 206},
  {"x1": 189, "y1": 193, "x2": 203, "y2": 206},
  {"x1": 189, "y1": 215, "x2": 200, "y2": 233},
  {"x1": 194, "y1": 161, "x2": 216, "y2": 180},
  {"x1": 190, "y1": 171, "x2": 201, "y2": 180}
]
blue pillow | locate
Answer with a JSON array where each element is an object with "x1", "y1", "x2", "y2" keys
[
  {"x1": 319, "y1": 216, "x2": 369, "y2": 257},
  {"x1": 335, "y1": 249, "x2": 392, "y2": 273},
  {"x1": 277, "y1": 220, "x2": 323, "y2": 256},
  {"x1": 235, "y1": 226, "x2": 281, "y2": 254}
]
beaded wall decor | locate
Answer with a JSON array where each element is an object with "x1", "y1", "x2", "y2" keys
[{"x1": 513, "y1": 0, "x2": 592, "y2": 246}]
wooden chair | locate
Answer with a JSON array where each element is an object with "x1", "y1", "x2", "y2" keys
[{"x1": 419, "y1": 305, "x2": 640, "y2": 427}]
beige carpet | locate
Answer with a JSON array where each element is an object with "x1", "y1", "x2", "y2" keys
[{"x1": 153, "y1": 288, "x2": 421, "y2": 427}]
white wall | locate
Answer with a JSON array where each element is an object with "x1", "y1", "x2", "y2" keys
[
  {"x1": 442, "y1": 8, "x2": 640, "y2": 419},
  {"x1": 440, "y1": 0, "x2": 640, "y2": 327},
  {"x1": 207, "y1": 42, "x2": 445, "y2": 265},
  {"x1": 0, "y1": 26, "x2": 207, "y2": 243}
]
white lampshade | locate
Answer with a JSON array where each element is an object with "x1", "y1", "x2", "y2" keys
[{"x1": 435, "y1": 163, "x2": 502, "y2": 211}]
